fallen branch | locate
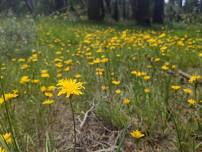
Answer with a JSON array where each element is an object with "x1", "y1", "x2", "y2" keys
[{"x1": 79, "y1": 104, "x2": 95, "y2": 129}]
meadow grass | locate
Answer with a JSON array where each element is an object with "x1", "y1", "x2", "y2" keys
[{"x1": 0, "y1": 17, "x2": 201, "y2": 151}]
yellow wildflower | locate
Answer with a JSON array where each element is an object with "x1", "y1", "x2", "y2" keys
[
  {"x1": 42, "y1": 99, "x2": 55, "y2": 105},
  {"x1": 2, "y1": 133, "x2": 12, "y2": 144},
  {"x1": 183, "y1": 88, "x2": 192, "y2": 94},
  {"x1": 19, "y1": 76, "x2": 30, "y2": 84},
  {"x1": 189, "y1": 75, "x2": 201, "y2": 84},
  {"x1": 112, "y1": 80, "x2": 120, "y2": 85},
  {"x1": 57, "y1": 79, "x2": 84, "y2": 97},
  {"x1": 0, "y1": 147, "x2": 6, "y2": 152},
  {"x1": 187, "y1": 99, "x2": 197, "y2": 106},
  {"x1": 130, "y1": 130, "x2": 145, "y2": 139},
  {"x1": 171, "y1": 85, "x2": 181, "y2": 91},
  {"x1": 123, "y1": 98, "x2": 130, "y2": 105},
  {"x1": 144, "y1": 88, "x2": 151, "y2": 93},
  {"x1": 115, "y1": 89, "x2": 121, "y2": 94}
]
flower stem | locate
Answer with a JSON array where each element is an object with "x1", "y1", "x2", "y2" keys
[
  {"x1": 0, "y1": 80, "x2": 21, "y2": 152},
  {"x1": 69, "y1": 96, "x2": 76, "y2": 152}
]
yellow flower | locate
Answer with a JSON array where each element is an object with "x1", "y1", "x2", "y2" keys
[
  {"x1": 187, "y1": 99, "x2": 197, "y2": 106},
  {"x1": 123, "y1": 98, "x2": 130, "y2": 105},
  {"x1": 161, "y1": 65, "x2": 169, "y2": 71},
  {"x1": 189, "y1": 75, "x2": 201, "y2": 84},
  {"x1": 31, "y1": 79, "x2": 40, "y2": 84},
  {"x1": 19, "y1": 76, "x2": 30, "y2": 84},
  {"x1": 41, "y1": 73, "x2": 50, "y2": 78},
  {"x1": 42, "y1": 99, "x2": 55, "y2": 105},
  {"x1": 20, "y1": 64, "x2": 29, "y2": 70},
  {"x1": 130, "y1": 130, "x2": 144, "y2": 139},
  {"x1": 64, "y1": 66, "x2": 70, "y2": 72},
  {"x1": 75, "y1": 74, "x2": 81, "y2": 79},
  {"x1": 2, "y1": 133, "x2": 12, "y2": 144},
  {"x1": 40, "y1": 86, "x2": 47, "y2": 92},
  {"x1": 0, "y1": 90, "x2": 19, "y2": 104},
  {"x1": 57, "y1": 79, "x2": 84, "y2": 97},
  {"x1": 144, "y1": 88, "x2": 151, "y2": 93},
  {"x1": 44, "y1": 92, "x2": 53, "y2": 98},
  {"x1": 183, "y1": 88, "x2": 192, "y2": 94},
  {"x1": 143, "y1": 76, "x2": 150, "y2": 81},
  {"x1": 0, "y1": 147, "x2": 6, "y2": 152},
  {"x1": 115, "y1": 89, "x2": 121, "y2": 94},
  {"x1": 101, "y1": 85, "x2": 108, "y2": 91},
  {"x1": 171, "y1": 85, "x2": 181, "y2": 91},
  {"x1": 112, "y1": 80, "x2": 120, "y2": 85},
  {"x1": 199, "y1": 52, "x2": 202, "y2": 57}
]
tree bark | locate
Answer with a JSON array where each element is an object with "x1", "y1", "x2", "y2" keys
[
  {"x1": 153, "y1": 0, "x2": 164, "y2": 24},
  {"x1": 88, "y1": 0, "x2": 105, "y2": 21},
  {"x1": 178, "y1": 0, "x2": 183, "y2": 8},
  {"x1": 135, "y1": 0, "x2": 150, "y2": 26},
  {"x1": 112, "y1": 0, "x2": 119, "y2": 21}
]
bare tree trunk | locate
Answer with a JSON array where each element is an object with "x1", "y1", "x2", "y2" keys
[
  {"x1": 153, "y1": 0, "x2": 164, "y2": 24},
  {"x1": 135, "y1": 0, "x2": 150, "y2": 26},
  {"x1": 112, "y1": 0, "x2": 119, "y2": 21},
  {"x1": 200, "y1": 0, "x2": 202, "y2": 12},
  {"x1": 88, "y1": 0, "x2": 105, "y2": 21},
  {"x1": 178, "y1": 0, "x2": 183, "y2": 8},
  {"x1": 24, "y1": 0, "x2": 34, "y2": 13}
]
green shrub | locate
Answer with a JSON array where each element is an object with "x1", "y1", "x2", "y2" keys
[{"x1": 0, "y1": 14, "x2": 36, "y2": 58}]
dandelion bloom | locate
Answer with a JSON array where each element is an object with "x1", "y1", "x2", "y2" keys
[
  {"x1": 112, "y1": 80, "x2": 120, "y2": 85},
  {"x1": 171, "y1": 85, "x2": 181, "y2": 91},
  {"x1": 183, "y1": 88, "x2": 192, "y2": 94},
  {"x1": 130, "y1": 130, "x2": 145, "y2": 139},
  {"x1": 0, "y1": 90, "x2": 18, "y2": 104},
  {"x1": 187, "y1": 99, "x2": 197, "y2": 106},
  {"x1": 123, "y1": 98, "x2": 130, "y2": 105},
  {"x1": 115, "y1": 89, "x2": 121, "y2": 94},
  {"x1": 189, "y1": 75, "x2": 201, "y2": 84},
  {"x1": 144, "y1": 88, "x2": 151, "y2": 94},
  {"x1": 2, "y1": 133, "x2": 12, "y2": 144},
  {"x1": 57, "y1": 79, "x2": 84, "y2": 97},
  {"x1": 0, "y1": 147, "x2": 6, "y2": 152},
  {"x1": 19, "y1": 76, "x2": 30, "y2": 84},
  {"x1": 42, "y1": 99, "x2": 55, "y2": 105}
]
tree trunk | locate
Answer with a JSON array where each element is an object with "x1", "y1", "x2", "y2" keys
[
  {"x1": 135, "y1": 0, "x2": 150, "y2": 26},
  {"x1": 112, "y1": 0, "x2": 119, "y2": 21},
  {"x1": 24, "y1": 0, "x2": 34, "y2": 13},
  {"x1": 55, "y1": 0, "x2": 66, "y2": 12},
  {"x1": 153, "y1": 0, "x2": 164, "y2": 24},
  {"x1": 130, "y1": 0, "x2": 137, "y2": 19},
  {"x1": 178, "y1": 0, "x2": 183, "y2": 8},
  {"x1": 88, "y1": 0, "x2": 105, "y2": 21}
]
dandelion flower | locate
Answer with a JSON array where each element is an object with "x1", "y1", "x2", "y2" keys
[
  {"x1": 130, "y1": 130, "x2": 144, "y2": 139},
  {"x1": 171, "y1": 85, "x2": 181, "y2": 91},
  {"x1": 19, "y1": 76, "x2": 30, "y2": 84},
  {"x1": 123, "y1": 98, "x2": 130, "y2": 105},
  {"x1": 0, "y1": 147, "x2": 6, "y2": 152},
  {"x1": 187, "y1": 99, "x2": 197, "y2": 106},
  {"x1": 42, "y1": 99, "x2": 55, "y2": 105},
  {"x1": 2, "y1": 133, "x2": 12, "y2": 144},
  {"x1": 57, "y1": 79, "x2": 84, "y2": 97}
]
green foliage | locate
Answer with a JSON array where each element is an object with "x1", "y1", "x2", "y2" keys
[
  {"x1": 96, "y1": 101, "x2": 129, "y2": 129},
  {"x1": 0, "y1": 14, "x2": 36, "y2": 58}
]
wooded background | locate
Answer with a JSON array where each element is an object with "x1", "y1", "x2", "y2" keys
[{"x1": 0, "y1": 0, "x2": 202, "y2": 24}]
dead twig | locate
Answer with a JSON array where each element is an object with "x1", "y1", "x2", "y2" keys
[{"x1": 79, "y1": 103, "x2": 95, "y2": 129}]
